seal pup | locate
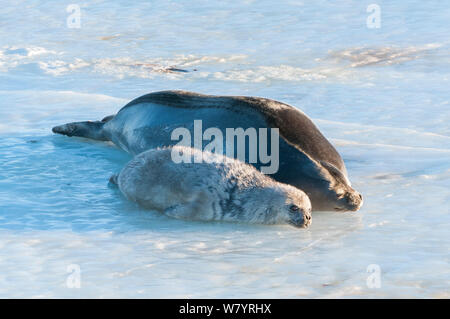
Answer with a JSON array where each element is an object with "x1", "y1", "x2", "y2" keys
[
  {"x1": 53, "y1": 90, "x2": 362, "y2": 212},
  {"x1": 110, "y1": 146, "x2": 312, "y2": 228}
]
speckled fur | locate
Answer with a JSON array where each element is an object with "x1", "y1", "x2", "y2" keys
[{"x1": 112, "y1": 146, "x2": 312, "y2": 228}]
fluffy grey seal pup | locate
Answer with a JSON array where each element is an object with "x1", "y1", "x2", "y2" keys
[
  {"x1": 53, "y1": 90, "x2": 362, "y2": 212},
  {"x1": 110, "y1": 146, "x2": 312, "y2": 228}
]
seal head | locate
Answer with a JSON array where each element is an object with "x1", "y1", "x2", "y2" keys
[
  {"x1": 280, "y1": 186, "x2": 312, "y2": 228},
  {"x1": 315, "y1": 161, "x2": 363, "y2": 212}
]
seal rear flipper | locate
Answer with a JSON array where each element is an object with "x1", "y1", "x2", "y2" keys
[
  {"x1": 52, "y1": 120, "x2": 109, "y2": 141},
  {"x1": 109, "y1": 174, "x2": 119, "y2": 186}
]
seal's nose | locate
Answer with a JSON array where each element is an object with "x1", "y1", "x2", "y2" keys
[
  {"x1": 302, "y1": 209, "x2": 312, "y2": 228},
  {"x1": 290, "y1": 208, "x2": 312, "y2": 228},
  {"x1": 346, "y1": 191, "x2": 363, "y2": 211}
]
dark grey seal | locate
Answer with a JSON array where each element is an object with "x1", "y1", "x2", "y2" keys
[{"x1": 52, "y1": 90, "x2": 363, "y2": 212}]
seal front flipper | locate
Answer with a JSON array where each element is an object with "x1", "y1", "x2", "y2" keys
[
  {"x1": 163, "y1": 192, "x2": 211, "y2": 221},
  {"x1": 101, "y1": 115, "x2": 115, "y2": 123},
  {"x1": 52, "y1": 120, "x2": 109, "y2": 141}
]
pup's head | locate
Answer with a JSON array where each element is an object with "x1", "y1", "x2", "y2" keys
[{"x1": 270, "y1": 184, "x2": 312, "y2": 228}]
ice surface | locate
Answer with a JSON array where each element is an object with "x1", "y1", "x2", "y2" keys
[{"x1": 0, "y1": 0, "x2": 449, "y2": 298}]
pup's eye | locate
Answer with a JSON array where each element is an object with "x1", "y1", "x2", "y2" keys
[{"x1": 289, "y1": 205, "x2": 299, "y2": 212}]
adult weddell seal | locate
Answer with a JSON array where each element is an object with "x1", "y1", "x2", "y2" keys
[
  {"x1": 110, "y1": 146, "x2": 312, "y2": 228},
  {"x1": 53, "y1": 90, "x2": 363, "y2": 212}
]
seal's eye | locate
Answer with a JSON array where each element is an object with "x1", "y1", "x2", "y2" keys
[
  {"x1": 289, "y1": 205, "x2": 299, "y2": 212},
  {"x1": 336, "y1": 192, "x2": 345, "y2": 199}
]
